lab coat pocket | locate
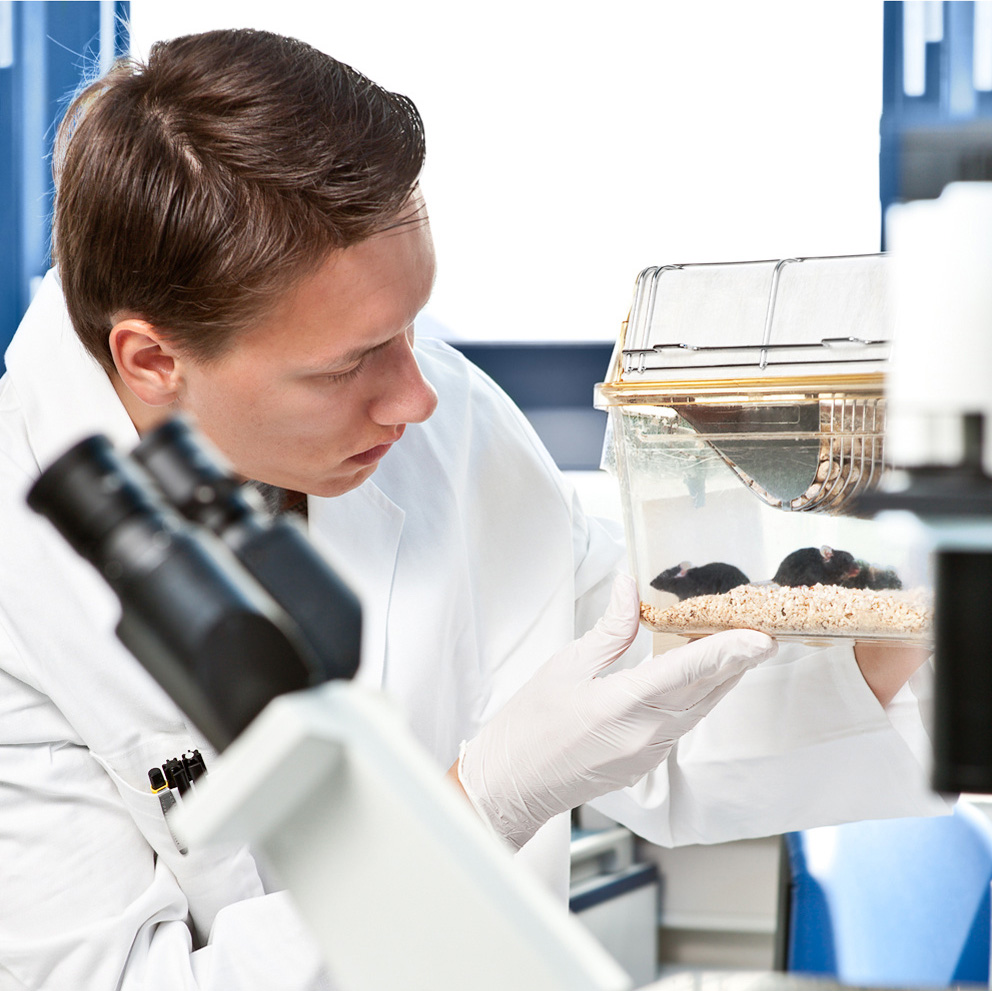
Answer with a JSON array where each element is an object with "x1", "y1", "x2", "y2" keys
[
  {"x1": 92, "y1": 742, "x2": 266, "y2": 942},
  {"x1": 91, "y1": 738, "x2": 196, "y2": 858}
]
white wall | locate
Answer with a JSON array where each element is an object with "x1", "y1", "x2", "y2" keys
[{"x1": 128, "y1": 1, "x2": 885, "y2": 343}]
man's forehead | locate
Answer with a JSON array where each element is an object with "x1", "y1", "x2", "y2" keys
[{"x1": 247, "y1": 221, "x2": 435, "y2": 372}]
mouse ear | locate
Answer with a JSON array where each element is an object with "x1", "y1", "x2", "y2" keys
[
  {"x1": 678, "y1": 560, "x2": 691, "y2": 575},
  {"x1": 820, "y1": 545, "x2": 833, "y2": 560}
]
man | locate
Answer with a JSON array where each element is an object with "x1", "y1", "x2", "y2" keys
[{"x1": 0, "y1": 28, "x2": 943, "y2": 990}]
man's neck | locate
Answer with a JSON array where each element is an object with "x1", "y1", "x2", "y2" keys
[{"x1": 244, "y1": 480, "x2": 309, "y2": 519}]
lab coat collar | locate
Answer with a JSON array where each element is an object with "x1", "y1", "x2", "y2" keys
[
  {"x1": 307, "y1": 482, "x2": 405, "y2": 690},
  {"x1": 4, "y1": 270, "x2": 139, "y2": 472}
]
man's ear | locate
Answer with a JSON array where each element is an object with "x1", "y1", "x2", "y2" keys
[{"x1": 109, "y1": 319, "x2": 183, "y2": 407}]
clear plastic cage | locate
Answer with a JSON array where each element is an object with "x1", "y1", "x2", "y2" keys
[{"x1": 596, "y1": 255, "x2": 933, "y2": 646}]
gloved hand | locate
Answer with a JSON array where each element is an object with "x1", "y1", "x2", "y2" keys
[{"x1": 457, "y1": 573, "x2": 777, "y2": 849}]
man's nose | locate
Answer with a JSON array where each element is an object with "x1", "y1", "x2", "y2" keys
[{"x1": 369, "y1": 333, "x2": 438, "y2": 426}]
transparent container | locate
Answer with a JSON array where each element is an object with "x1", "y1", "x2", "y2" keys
[{"x1": 596, "y1": 255, "x2": 933, "y2": 646}]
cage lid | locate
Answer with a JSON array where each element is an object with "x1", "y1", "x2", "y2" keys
[{"x1": 607, "y1": 253, "x2": 892, "y2": 390}]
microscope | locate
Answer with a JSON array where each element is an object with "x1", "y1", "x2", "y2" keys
[{"x1": 27, "y1": 418, "x2": 363, "y2": 748}]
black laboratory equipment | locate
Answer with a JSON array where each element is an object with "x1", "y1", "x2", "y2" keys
[
  {"x1": 27, "y1": 421, "x2": 362, "y2": 750},
  {"x1": 131, "y1": 417, "x2": 361, "y2": 685},
  {"x1": 861, "y1": 448, "x2": 992, "y2": 795}
]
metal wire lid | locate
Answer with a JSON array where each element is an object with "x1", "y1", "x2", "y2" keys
[{"x1": 612, "y1": 253, "x2": 892, "y2": 387}]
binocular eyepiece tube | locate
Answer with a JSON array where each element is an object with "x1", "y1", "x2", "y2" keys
[{"x1": 27, "y1": 419, "x2": 362, "y2": 749}]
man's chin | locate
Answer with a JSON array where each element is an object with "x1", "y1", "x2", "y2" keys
[
  {"x1": 243, "y1": 463, "x2": 377, "y2": 506},
  {"x1": 305, "y1": 462, "x2": 379, "y2": 499}
]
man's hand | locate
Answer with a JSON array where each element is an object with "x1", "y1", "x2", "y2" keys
[{"x1": 456, "y1": 574, "x2": 777, "y2": 849}]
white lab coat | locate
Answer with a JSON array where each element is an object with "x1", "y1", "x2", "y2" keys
[{"x1": 0, "y1": 271, "x2": 946, "y2": 990}]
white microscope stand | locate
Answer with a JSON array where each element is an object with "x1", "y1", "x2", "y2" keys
[{"x1": 178, "y1": 682, "x2": 632, "y2": 991}]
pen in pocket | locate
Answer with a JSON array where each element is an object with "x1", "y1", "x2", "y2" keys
[{"x1": 148, "y1": 765, "x2": 189, "y2": 855}]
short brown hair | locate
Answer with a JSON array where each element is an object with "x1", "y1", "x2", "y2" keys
[{"x1": 53, "y1": 29, "x2": 426, "y2": 372}]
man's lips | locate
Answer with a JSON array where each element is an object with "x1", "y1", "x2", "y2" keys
[
  {"x1": 348, "y1": 427, "x2": 405, "y2": 466},
  {"x1": 349, "y1": 443, "x2": 394, "y2": 466}
]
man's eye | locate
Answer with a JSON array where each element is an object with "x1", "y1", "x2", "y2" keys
[{"x1": 324, "y1": 357, "x2": 366, "y2": 382}]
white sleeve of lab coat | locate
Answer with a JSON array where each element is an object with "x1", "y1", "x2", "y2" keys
[{"x1": 589, "y1": 641, "x2": 951, "y2": 846}]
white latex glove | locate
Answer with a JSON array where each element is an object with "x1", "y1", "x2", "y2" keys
[{"x1": 457, "y1": 574, "x2": 777, "y2": 849}]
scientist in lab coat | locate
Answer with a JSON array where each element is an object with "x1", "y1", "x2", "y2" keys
[{"x1": 0, "y1": 28, "x2": 944, "y2": 991}]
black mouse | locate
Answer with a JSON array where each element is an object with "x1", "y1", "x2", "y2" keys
[
  {"x1": 840, "y1": 561, "x2": 903, "y2": 591},
  {"x1": 772, "y1": 546, "x2": 861, "y2": 587},
  {"x1": 650, "y1": 561, "x2": 750, "y2": 600}
]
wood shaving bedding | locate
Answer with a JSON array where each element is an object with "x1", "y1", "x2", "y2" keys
[{"x1": 641, "y1": 583, "x2": 932, "y2": 639}]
